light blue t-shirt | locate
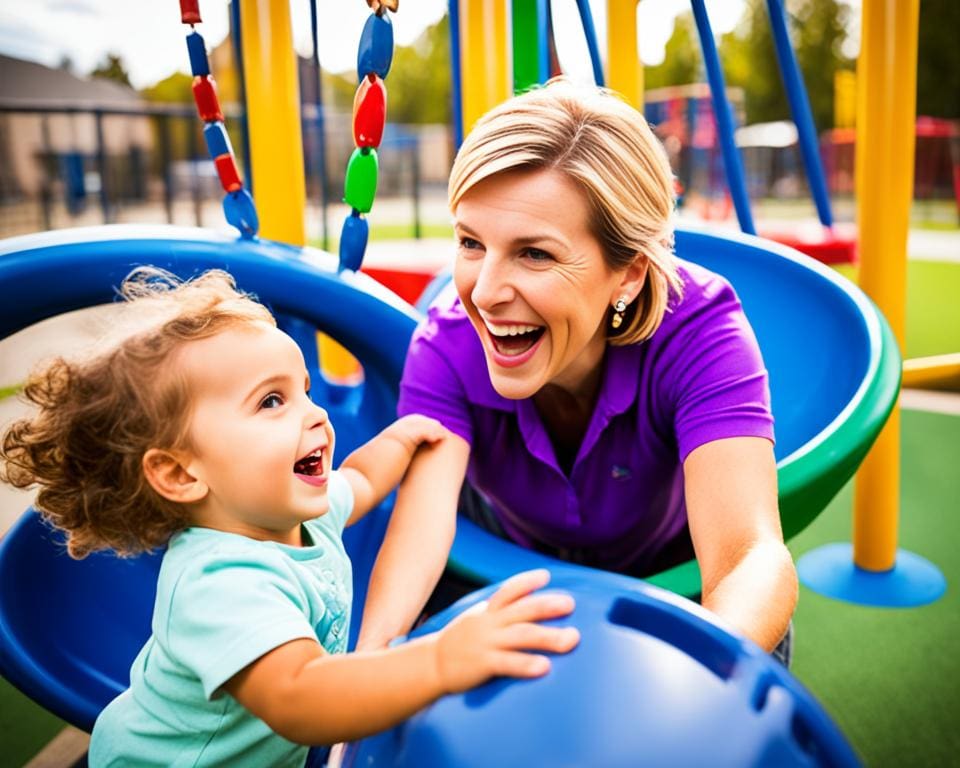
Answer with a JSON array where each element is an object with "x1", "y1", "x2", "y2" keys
[{"x1": 88, "y1": 472, "x2": 355, "y2": 768}]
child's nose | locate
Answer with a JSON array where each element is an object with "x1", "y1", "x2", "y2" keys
[{"x1": 307, "y1": 402, "x2": 328, "y2": 427}]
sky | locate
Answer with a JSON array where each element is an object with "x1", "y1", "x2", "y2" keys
[{"x1": 0, "y1": 0, "x2": 753, "y2": 91}]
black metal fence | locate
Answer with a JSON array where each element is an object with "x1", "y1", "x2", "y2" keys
[{"x1": 0, "y1": 100, "x2": 428, "y2": 243}]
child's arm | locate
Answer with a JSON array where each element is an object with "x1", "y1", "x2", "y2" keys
[
  {"x1": 223, "y1": 569, "x2": 578, "y2": 745},
  {"x1": 339, "y1": 414, "x2": 448, "y2": 524}
]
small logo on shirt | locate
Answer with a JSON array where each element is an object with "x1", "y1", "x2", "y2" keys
[{"x1": 611, "y1": 465, "x2": 632, "y2": 480}]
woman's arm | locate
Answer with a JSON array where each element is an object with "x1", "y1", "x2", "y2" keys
[
  {"x1": 683, "y1": 436, "x2": 798, "y2": 652},
  {"x1": 355, "y1": 433, "x2": 471, "y2": 651},
  {"x1": 223, "y1": 569, "x2": 578, "y2": 745},
  {"x1": 339, "y1": 415, "x2": 448, "y2": 524}
]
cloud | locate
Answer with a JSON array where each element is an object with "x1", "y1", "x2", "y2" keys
[
  {"x1": 44, "y1": 0, "x2": 98, "y2": 15},
  {"x1": 0, "y1": 16, "x2": 64, "y2": 68},
  {"x1": 3, "y1": 0, "x2": 460, "y2": 87}
]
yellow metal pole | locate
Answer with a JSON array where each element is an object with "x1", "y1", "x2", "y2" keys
[
  {"x1": 852, "y1": 0, "x2": 920, "y2": 572},
  {"x1": 238, "y1": 0, "x2": 306, "y2": 245},
  {"x1": 460, "y1": 0, "x2": 510, "y2": 135},
  {"x1": 606, "y1": 0, "x2": 642, "y2": 109}
]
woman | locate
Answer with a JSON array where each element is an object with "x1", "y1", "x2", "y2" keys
[{"x1": 358, "y1": 79, "x2": 797, "y2": 663}]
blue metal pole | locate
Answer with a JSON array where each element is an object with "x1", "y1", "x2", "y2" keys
[
  {"x1": 448, "y1": 0, "x2": 464, "y2": 148},
  {"x1": 575, "y1": 0, "x2": 605, "y2": 87},
  {"x1": 690, "y1": 0, "x2": 756, "y2": 234},
  {"x1": 229, "y1": 0, "x2": 253, "y2": 195},
  {"x1": 537, "y1": 0, "x2": 550, "y2": 84},
  {"x1": 765, "y1": 0, "x2": 834, "y2": 227}
]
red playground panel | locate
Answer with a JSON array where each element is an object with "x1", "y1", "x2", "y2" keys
[
  {"x1": 361, "y1": 266, "x2": 437, "y2": 305},
  {"x1": 359, "y1": 244, "x2": 453, "y2": 306},
  {"x1": 760, "y1": 221, "x2": 858, "y2": 265}
]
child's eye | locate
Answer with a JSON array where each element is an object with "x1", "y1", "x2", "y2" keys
[{"x1": 260, "y1": 393, "x2": 284, "y2": 410}]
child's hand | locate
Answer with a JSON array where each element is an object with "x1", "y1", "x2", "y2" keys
[
  {"x1": 384, "y1": 415, "x2": 449, "y2": 454},
  {"x1": 432, "y1": 569, "x2": 579, "y2": 694}
]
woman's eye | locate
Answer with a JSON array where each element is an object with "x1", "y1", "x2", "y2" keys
[
  {"x1": 458, "y1": 237, "x2": 482, "y2": 250},
  {"x1": 524, "y1": 247, "x2": 553, "y2": 262},
  {"x1": 260, "y1": 393, "x2": 284, "y2": 410}
]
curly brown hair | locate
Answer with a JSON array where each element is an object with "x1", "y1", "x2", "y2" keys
[{"x1": 0, "y1": 268, "x2": 275, "y2": 559}]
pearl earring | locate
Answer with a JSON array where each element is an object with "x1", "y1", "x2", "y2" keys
[{"x1": 611, "y1": 295, "x2": 629, "y2": 330}]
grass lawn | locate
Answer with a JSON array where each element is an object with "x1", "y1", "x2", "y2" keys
[{"x1": 313, "y1": 221, "x2": 454, "y2": 251}]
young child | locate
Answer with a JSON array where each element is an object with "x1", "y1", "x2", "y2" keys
[{"x1": 0, "y1": 268, "x2": 579, "y2": 767}]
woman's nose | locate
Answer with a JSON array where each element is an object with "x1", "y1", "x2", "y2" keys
[{"x1": 469, "y1": 253, "x2": 513, "y2": 309}]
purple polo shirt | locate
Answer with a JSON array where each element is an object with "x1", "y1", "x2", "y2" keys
[{"x1": 398, "y1": 260, "x2": 774, "y2": 573}]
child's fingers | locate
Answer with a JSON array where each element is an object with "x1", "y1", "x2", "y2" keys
[
  {"x1": 486, "y1": 569, "x2": 551, "y2": 610},
  {"x1": 498, "y1": 622, "x2": 581, "y2": 654},
  {"x1": 495, "y1": 591, "x2": 575, "y2": 625},
  {"x1": 489, "y1": 650, "x2": 552, "y2": 679}
]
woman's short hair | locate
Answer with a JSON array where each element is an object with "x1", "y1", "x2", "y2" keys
[
  {"x1": 0, "y1": 268, "x2": 275, "y2": 558},
  {"x1": 449, "y1": 78, "x2": 683, "y2": 344}
]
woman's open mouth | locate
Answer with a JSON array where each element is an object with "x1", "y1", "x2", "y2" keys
[{"x1": 482, "y1": 321, "x2": 546, "y2": 368}]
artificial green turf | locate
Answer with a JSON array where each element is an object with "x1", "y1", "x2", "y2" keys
[
  {"x1": 789, "y1": 409, "x2": 960, "y2": 767},
  {"x1": 0, "y1": 676, "x2": 66, "y2": 766}
]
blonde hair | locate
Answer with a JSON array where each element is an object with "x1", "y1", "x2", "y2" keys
[
  {"x1": 449, "y1": 79, "x2": 683, "y2": 344},
  {"x1": 0, "y1": 268, "x2": 275, "y2": 558}
]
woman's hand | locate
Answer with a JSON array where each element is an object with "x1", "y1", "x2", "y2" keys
[{"x1": 432, "y1": 569, "x2": 580, "y2": 693}]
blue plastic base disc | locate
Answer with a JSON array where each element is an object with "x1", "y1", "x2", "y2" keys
[{"x1": 798, "y1": 543, "x2": 946, "y2": 607}]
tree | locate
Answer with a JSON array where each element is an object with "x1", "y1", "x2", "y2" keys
[
  {"x1": 789, "y1": 0, "x2": 851, "y2": 130},
  {"x1": 90, "y1": 53, "x2": 132, "y2": 87},
  {"x1": 141, "y1": 72, "x2": 194, "y2": 103},
  {"x1": 916, "y1": 0, "x2": 960, "y2": 118},
  {"x1": 644, "y1": 12, "x2": 701, "y2": 92},
  {"x1": 720, "y1": 0, "x2": 852, "y2": 130},
  {"x1": 388, "y1": 13, "x2": 451, "y2": 124}
]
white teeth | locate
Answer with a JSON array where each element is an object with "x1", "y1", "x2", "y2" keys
[{"x1": 485, "y1": 322, "x2": 541, "y2": 337}]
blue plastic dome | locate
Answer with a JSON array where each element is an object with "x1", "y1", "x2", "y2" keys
[{"x1": 343, "y1": 568, "x2": 860, "y2": 768}]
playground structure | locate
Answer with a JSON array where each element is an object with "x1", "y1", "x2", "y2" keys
[
  {"x1": 0, "y1": 0, "x2": 951, "y2": 763},
  {"x1": 0, "y1": 208, "x2": 901, "y2": 733}
]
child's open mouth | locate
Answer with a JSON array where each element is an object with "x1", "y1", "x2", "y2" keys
[
  {"x1": 294, "y1": 448, "x2": 326, "y2": 486},
  {"x1": 486, "y1": 323, "x2": 545, "y2": 357}
]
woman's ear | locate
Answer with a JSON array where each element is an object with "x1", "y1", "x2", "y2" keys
[
  {"x1": 142, "y1": 448, "x2": 208, "y2": 504},
  {"x1": 615, "y1": 256, "x2": 649, "y2": 305}
]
